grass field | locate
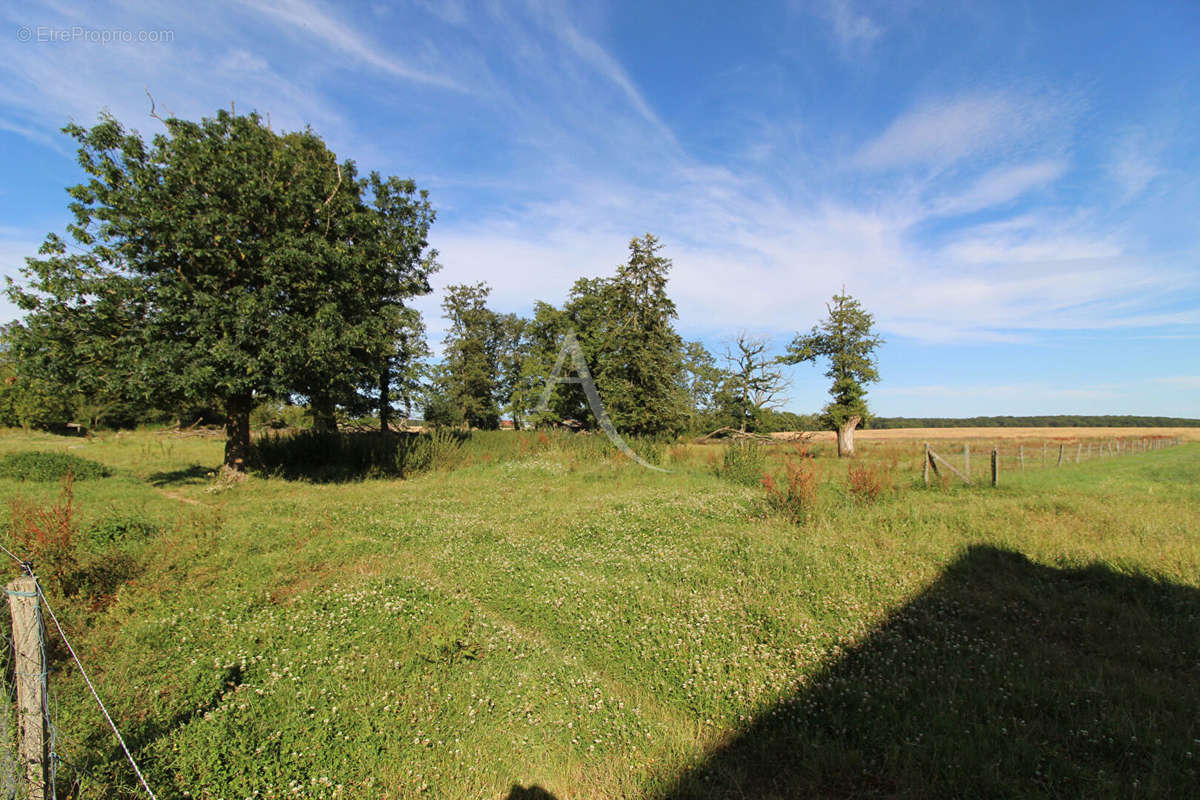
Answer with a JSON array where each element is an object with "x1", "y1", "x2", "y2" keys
[{"x1": 0, "y1": 427, "x2": 1196, "y2": 799}]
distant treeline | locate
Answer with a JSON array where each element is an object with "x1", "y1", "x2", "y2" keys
[{"x1": 873, "y1": 415, "x2": 1200, "y2": 429}]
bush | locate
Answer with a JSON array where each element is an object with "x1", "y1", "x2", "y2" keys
[
  {"x1": 717, "y1": 441, "x2": 766, "y2": 486},
  {"x1": 84, "y1": 514, "x2": 161, "y2": 549},
  {"x1": 762, "y1": 447, "x2": 820, "y2": 524},
  {"x1": 252, "y1": 429, "x2": 461, "y2": 481},
  {"x1": 6, "y1": 474, "x2": 78, "y2": 594},
  {"x1": 0, "y1": 451, "x2": 109, "y2": 481},
  {"x1": 846, "y1": 461, "x2": 893, "y2": 503}
]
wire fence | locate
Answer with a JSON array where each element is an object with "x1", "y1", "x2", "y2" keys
[
  {"x1": 0, "y1": 545, "x2": 156, "y2": 800},
  {"x1": 923, "y1": 434, "x2": 1186, "y2": 487}
]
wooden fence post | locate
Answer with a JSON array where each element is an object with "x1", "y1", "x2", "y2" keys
[
  {"x1": 963, "y1": 444, "x2": 970, "y2": 479},
  {"x1": 991, "y1": 446, "x2": 998, "y2": 487},
  {"x1": 7, "y1": 576, "x2": 46, "y2": 800},
  {"x1": 923, "y1": 443, "x2": 930, "y2": 487},
  {"x1": 1057, "y1": 443, "x2": 1064, "y2": 466},
  {"x1": 1019, "y1": 444, "x2": 1024, "y2": 470},
  {"x1": 1075, "y1": 442, "x2": 1081, "y2": 464}
]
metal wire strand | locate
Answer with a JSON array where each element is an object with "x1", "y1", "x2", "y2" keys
[{"x1": 34, "y1": 584, "x2": 157, "y2": 800}]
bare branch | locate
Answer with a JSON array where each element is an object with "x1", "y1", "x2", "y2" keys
[
  {"x1": 320, "y1": 160, "x2": 343, "y2": 210},
  {"x1": 144, "y1": 88, "x2": 167, "y2": 126}
]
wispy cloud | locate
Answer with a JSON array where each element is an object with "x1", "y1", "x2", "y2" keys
[
  {"x1": 853, "y1": 92, "x2": 1059, "y2": 171},
  {"x1": 537, "y1": 4, "x2": 677, "y2": 145},
  {"x1": 1156, "y1": 376, "x2": 1200, "y2": 390},
  {"x1": 823, "y1": 0, "x2": 884, "y2": 54},
  {"x1": 1108, "y1": 128, "x2": 1165, "y2": 201},
  {"x1": 239, "y1": 0, "x2": 465, "y2": 91},
  {"x1": 932, "y1": 160, "x2": 1066, "y2": 216}
]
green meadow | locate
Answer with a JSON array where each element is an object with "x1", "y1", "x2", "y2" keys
[{"x1": 0, "y1": 428, "x2": 1196, "y2": 799}]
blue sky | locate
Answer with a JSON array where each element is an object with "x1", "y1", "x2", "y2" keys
[{"x1": 2, "y1": 0, "x2": 1198, "y2": 417}]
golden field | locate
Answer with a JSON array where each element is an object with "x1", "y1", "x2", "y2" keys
[{"x1": 792, "y1": 426, "x2": 1200, "y2": 443}]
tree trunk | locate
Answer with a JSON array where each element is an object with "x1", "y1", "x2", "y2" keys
[
  {"x1": 836, "y1": 415, "x2": 861, "y2": 458},
  {"x1": 379, "y1": 365, "x2": 391, "y2": 433},
  {"x1": 311, "y1": 394, "x2": 338, "y2": 433},
  {"x1": 224, "y1": 394, "x2": 253, "y2": 470}
]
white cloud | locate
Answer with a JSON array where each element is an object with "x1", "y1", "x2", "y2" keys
[
  {"x1": 853, "y1": 93, "x2": 1058, "y2": 171},
  {"x1": 1108, "y1": 129, "x2": 1165, "y2": 201},
  {"x1": 823, "y1": 0, "x2": 884, "y2": 53},
  {"x1": 1, "y1": 0, "x2": 1192, "y2": 358},
  {"x1": 239, "y1": 0, "x2": 464, "y2": 90},
  {"x1": 1156, "y1": 376, "x2": 1200, "y2": 390},
  {"x1": 933, "y1": 160, "x2": 1066, "y2": 216},
  {"x1": 539, "y1": 6, "x2": 677, "y2": 145}
]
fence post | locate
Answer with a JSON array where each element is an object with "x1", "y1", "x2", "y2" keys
[
  {"x1": 1019, "y1": 444, "x2": 1024, "y2": 470},
  {"x1": 1057, "y1": 443, "x2": 1064, "y2": 466},
  {"x1": 923, "y1": 443, "x2": 930, "y2": 487},
  {"x1": 991, "y1": 446, "x2": 998, "y2": 487},
  {"x1": 963, "y1": 444, "x2": 969, "y2": 479},
  {"x1": 1075, "y1": 442, "x2": 1081, "y2": 464},
  {"x1": 7, "y1": 576, "x2": 46, "y2": 800}
]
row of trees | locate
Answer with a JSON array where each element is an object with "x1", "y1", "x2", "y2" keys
[
  {"x1": 423, "y1": 236, "x2": 883, "y2": 455},
  {"x1": 3, "y1": 106, "x2": 885, "y2": 463}
]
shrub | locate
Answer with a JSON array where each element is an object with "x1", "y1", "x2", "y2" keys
[
  {"x1": 425, "y1": 427, "x2": 467, "y2": 471},
  {"x1": 717, "y1": 441, "x2": 766, "y2": 486},
  {"x1": 762, "y1": 449, "x2": 819, "y2": 524},
  {"x1": 629, "y1": 437, "x2": 664, "y2": 466},
  {"x1": 846, "y1": 461, "x2": 893, "y2": 503},
  {"x1": 252, "y1": 429, "x2": 465, "y2": 481},
  {"x1": 0, "y1": 451, "x2": 109, "y2": 482},
  {"x1": 84, "y1": 514, "x2": 161, "y2": 549},
  {"x1": 6, "y1": 473, "x2": 78, "y2": 594}
]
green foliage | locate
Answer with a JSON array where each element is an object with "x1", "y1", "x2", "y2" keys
[
  {"x1": 8, "y1": 107, "x2": 437, "y2": 467},
  {"x1": 755, "y1": 408, "x2": 818, "y2": 433},
  {"x1": 0, "y1": 451, "x2": 109, "y2": 481},
  {"x1": 439, "y1": 282, "x2": 503, "y2": 429},
  {"x1": 249, "y1": 400, "x2": 308, "y2": 430},
  {"x1": 679, "y1": 340, "x2": 726, "y2": 431},
  {"x1": 718, "y1": 334, "x2": 789, "y2": 432},
  {"x1": 0, "y1": 333, "x2": 77, "y2": 429},
  {"x1": 716, "y1": 440, "x2": 767, "y2": 486},
  {"x1": 83, "y1": 514, "x2": 161, "y2": 549},
  {"x1": 782, "y1": 290, "x2": 884, "y2": 428},
  {"x1": 529, "y1": 234, "x2": 688, "y2": 437},
  {"x1": 252, "y1": 430, "x2": 442, "y2": 481}
]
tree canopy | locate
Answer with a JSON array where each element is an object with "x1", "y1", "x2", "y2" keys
[
  {"x1": 7, "y1": 108, "x2": 437, "y2": 466},
  {"x1": 781, "y1": 290, "x2": 883, "y2": 455},
  {"x1": 523, "y1": 234, "x2": 687, "y2": 437}
]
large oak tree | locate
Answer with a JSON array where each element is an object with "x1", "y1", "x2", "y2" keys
[
  {"x1": 7, "y1": 108, "x2": 437, "y2": 467},
  {"x1": 781, "y1": 290, "x2": 884, "y2": 457}
]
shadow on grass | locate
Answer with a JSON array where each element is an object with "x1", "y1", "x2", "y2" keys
[
  {"x1": 147, "y1": 464, "x2": 211, "y2": 486},
  {"x1": 251, "y1": 429, "x2": 448, "y2": 483},
  {"x1": 504, "y1": 786, "x2": 559, "y2": 800},
  {"x1": 655, "y1": 544, "x2": 1200, "y2": 799}
]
